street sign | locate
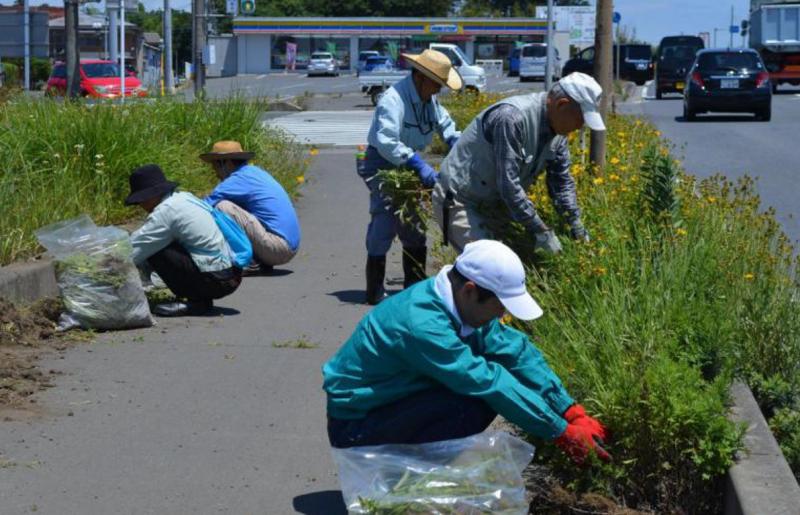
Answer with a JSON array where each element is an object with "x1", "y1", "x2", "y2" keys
[
  {"x1": 106, "y1": 0, "x2": 136, "y2": 11},
  {"x1": 730, "y1": 25, "x2": 740, "y2": 33},
  {"x1": 240, "y1": 0, "x2": 255, "y2": 15},
  {"x1": 613, "y1": 11, "x2": 621, "y2": 23},
  {"x1": 226, "y1": 0, "x2": 237, "y2": 15}
]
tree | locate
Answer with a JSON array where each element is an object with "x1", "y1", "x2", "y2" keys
[{"x1": 457, "y1": 0, "x2": 588, "y2": 17}]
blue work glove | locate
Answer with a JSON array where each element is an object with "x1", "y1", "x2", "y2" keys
[
  {"x1": 569, "y1": 218, "x2": 590, "y2": 242},
  {"x1": 406, "y1": 153, "x2": 438, "y2": 188},
  {"x1": 446, "y1": 136, "x2": 460, "y2": 150},
  {"x1": 533, "y1": 229, "x2": 563, "y2": 254}
]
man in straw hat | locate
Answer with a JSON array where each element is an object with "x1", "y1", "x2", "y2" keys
[
  {"x1": 359, "y1": 48, "x2": 462, "y2": 305},
  {"x1": 434, "y1": 72, "x2": 606, "y2": 254},
  {"x1": 323, "y1": 239, "x2": 610, "y2": 464},
  {"x1": 125, "y1": 164, "x2": 243, "y2": 316},
  {"x1": 201, "y1": 141, "x2": 300, "y2": 276}
]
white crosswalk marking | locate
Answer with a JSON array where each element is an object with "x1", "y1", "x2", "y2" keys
[{"x1": 264, "y1": 110, "x2": 373, "y2": 146}]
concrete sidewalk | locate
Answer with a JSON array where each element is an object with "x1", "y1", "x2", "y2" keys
[{"x1": 0, "y1": 148, "x2": 410, "y2": 515}]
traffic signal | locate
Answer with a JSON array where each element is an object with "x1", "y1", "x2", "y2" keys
[
  {"x1": 741, "y1": 19, "x2": 750, "y2": 38},
  {"x1": 240, "y1": 0, "x2": 255, "y2": 15}
]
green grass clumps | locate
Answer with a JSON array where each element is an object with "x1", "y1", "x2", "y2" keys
[{"x1": 0, "y1": 96, "x2": 307, "y2": 265}]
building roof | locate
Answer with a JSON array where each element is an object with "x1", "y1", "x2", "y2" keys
[
  {"x1": 143, "y1": 32, "x2": 162, "y2": 45},
  {"x1": 49, "y1": 12, "x2": 135, "y2": 29}
]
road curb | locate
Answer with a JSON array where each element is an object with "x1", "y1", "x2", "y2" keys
[
  {"x1": 0, "y1": 259, "x2": 58, "y2": 304},
  {"x1": 725, "y1": 380, "x2": 800, "y2": 515}
]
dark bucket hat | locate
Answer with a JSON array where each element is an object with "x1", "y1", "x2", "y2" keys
[{"x1": 124, "y1": 164, "x2": 178, "y2": 205}]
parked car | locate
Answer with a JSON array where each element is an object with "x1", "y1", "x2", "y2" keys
[
  {"x1": 519, "y1": 43, "x2": 561, "y2": 82},
  {"x1": 428, "y1": 43, "x2": 487, "y2": 92},
  {"x1": 357, "y1": 50, "x2": 380, "y2": 75},
  {"x1": 655, "y1": 35, "x2": 705, "y2": 99},
  {"x1": 508, "y1": 47, "x2": 521, "y2": 77},
  {"x1": 363, "y1": 56, "x2": 395, "y2": 73},
  {"x1": 45, "y1": 59, "x2": 147, "y2": 98},
  {"x1": 683, "y1": 48, "x2": 772, "y2": 121},
  {"x1": 562, "y1": 44, "x2": 653, "y2": 85},
  {"x1": 307, "y1": 52, "x2": 339, "y2": 76}
]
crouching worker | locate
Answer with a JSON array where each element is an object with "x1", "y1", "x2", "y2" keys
[
  {"x1": 201, "y1": 141, "x2": 300, "y2": 276},
  {"x1": 126, "y1": 164, "x2": 242, "y2": 317},
  {"x1": 322, "y1": 239, "x2": 609, "y2": 464}
]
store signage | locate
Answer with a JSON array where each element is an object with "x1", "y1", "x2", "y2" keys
[{"x1": 429, "y1": 24, "x2": 459, "y2": 34}]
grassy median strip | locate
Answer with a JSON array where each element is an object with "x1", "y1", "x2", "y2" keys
[
  {"x1": 416, "y1": 92, "x2": 800, "y2": 512},
  {"x1": 0, "y1": 96, "x2": 307, "y2": 266}
]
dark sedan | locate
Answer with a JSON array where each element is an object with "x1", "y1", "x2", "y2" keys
[{"x1": 683, "y1": 49, "x2": 772, "y2": 121}]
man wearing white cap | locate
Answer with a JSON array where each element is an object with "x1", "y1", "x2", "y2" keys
[
  {"x1": 322, "y1": 240, "x2": 609, "y2": 464},
  {"x1": 434, "y1": 72, "x2": 605, "y2": 254},
  {"x1": 359, "y1": 49, "x2": 462, "y2": 305}
]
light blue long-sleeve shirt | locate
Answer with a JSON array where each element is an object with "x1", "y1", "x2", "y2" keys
[
  {"x1": 205, "y1": 164, "x2": 301, "y2": 252},
  {"x1": 322, "y1": 268, "x2": 574, "y2": 440},
  {"x1": 130, "y1": 191, "x2": 232, "y2": 272},
  {"x1": 366, "y1": 75, "x2": 460, "y2": 166}
]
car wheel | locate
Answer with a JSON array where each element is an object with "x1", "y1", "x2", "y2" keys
[
  {"x1": 772, "y1": 82, "x2": 778, "y2": 94},
  {"x1": 757, "y1": 107, "x2": 771, "y2": 121},
  {"x1": 656, "y1": 87, "x2": 663, "y2": 100},
  {"x1": 370, "y1": 89, "x2": 383, "y2": 106}
]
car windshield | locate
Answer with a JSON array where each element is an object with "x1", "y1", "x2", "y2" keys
[
  {"x1": 660, "y1": 44, "x2": 703, "y2": 62},
  {"x1": 359, "y1": 52, "x2": 378, "y2": 60},
  {"x1": 367, "y1": 57, "x2": 389, "y2": 64},
  {"x1": 522, "y1": 46, "x2": 547, "y2": 58},
  {"x1": 627, "y1": 46, "x2": 651, "y2": 60},
  {"x1": 311, "y1": 53, "x2": 332, "y2": 60},
  {"x1": 82, "y1": 62, "x2": 120, "y2": 78},
  {"x1": 697, "y1": 52, "x2": 762, "y2": 71}
]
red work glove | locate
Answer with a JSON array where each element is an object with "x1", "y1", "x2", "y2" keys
[
  {"x1": 564, "y1": 404, "x2": 608, "y2": 442},
  {"x1": 554, "y1": 423, "x2": 611, "y2": 465}
]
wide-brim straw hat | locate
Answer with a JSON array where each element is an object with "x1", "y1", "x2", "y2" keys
[
  {"x1": 200, "y1": 140, "x2": 255, "y2": 163},
  {"x1": 402, "y1": 49, "x2": 463, "y2": 91}
]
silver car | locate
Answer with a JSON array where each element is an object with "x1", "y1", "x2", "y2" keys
[{"x1": 308, "y1": 52, "x2": 339, "y2": 77}]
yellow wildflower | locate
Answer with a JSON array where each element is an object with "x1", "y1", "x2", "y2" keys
[
  {"x1": 609, "y1": 174, "x2": 620, "y2": 181},
  {"x1": 676, "y1": 228, "x2": 688, "y2": 237},
  {"x1": 593, "y1": 177, "x2": 605, "y2": 185},
  {"x1": 593, "y1": 266, "x2": 607, "y2": 276},
  {"x1": 707, "y1": 196, "x2": 717, "y2": 203},
  {"x1": 296, "y1": 176, "x2": 306, "y2": 184},
  {"x1": 309, "y1": 148, "x2": 319, "y2": 156},
  {"x1": 610, "y1": 156, "x2": 621, "y2": 165},
  {"x1": 500, "y1": 313, "x2": 513, "y2": 325},
  {"x1": 744, "y1": 273, "x2": 755, "y2": 281}
]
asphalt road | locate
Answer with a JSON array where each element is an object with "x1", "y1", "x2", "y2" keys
[
  {"x1": 621, "y1": 84, "x2": 800, "y2": 244},
  {"x1": 200, "y1": 72, "x2": 544, "y2": 101},
  {"x1": 0, "y1": 148, "x2": 415, "y2": 515}
]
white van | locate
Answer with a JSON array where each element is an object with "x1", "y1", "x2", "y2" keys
[
  {"x1": 428, "y1": 43, "x2": 487, "y2": 92},
  {"x1": 519, "y1": 43, "x2": 561, "y2": 82}
]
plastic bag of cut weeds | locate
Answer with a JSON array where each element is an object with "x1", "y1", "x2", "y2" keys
[
  {"x1": 35, "y1": 216, "x2": 153, "y2": 331},
  {"x1": 331, "y1": 431, "x2": 535, "y2": 515}
]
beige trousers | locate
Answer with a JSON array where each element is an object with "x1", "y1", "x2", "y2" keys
[
  {"x1": 431, "y1": 182, "x2": 491, "y2": 253},
  {"x1": 217, "y1": 200, "x2": 296, "y2": 266}
]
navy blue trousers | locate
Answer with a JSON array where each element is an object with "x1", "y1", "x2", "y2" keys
[
  {"x1": 358, "y1": 146, "x2": 426, "y2": 257},
  {"x1": 327, "y1": 387, "x2": 497, "y2": 448}
]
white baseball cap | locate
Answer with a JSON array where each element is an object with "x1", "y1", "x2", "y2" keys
[
  {"x1": 558, "y1": 72, "x2": 606, "y2": 131},
  {"x1": 454, "y1": 240, "x2": 543, "y2": 321}
]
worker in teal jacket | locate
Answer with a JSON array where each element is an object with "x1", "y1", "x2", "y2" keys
[{"x1": 322, "y1": 240, "x2": 609, "y2": 464}]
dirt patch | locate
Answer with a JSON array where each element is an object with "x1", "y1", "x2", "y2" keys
[
  {"x1": 529, "y1": 479, "x2": 653, "y2": 515},
  {"x1": 0, "y1": 297, "x2": 81, "y2": 420}
]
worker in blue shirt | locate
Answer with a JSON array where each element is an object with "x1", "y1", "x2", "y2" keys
[
  {"x1": 360, "y1": 49, "x2": 462, "y2": 305},
  {"x1": 201, "y1": 141, "x2": 301, "y2": 276},
  {"x1": 323, "y1": 240, "x2": 610, "y2": 464}
]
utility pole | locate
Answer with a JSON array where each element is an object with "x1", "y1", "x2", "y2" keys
[
  {"x1": 64, "y1": 0, "x2": 80, "y2": 98},
  {"x1": 544, "y1": 0, "x2": 554, "y2": 91},
  {"x1": 163, "y1": 0, "x2": 175, "y2": 94},
  {"x1": 109, "y1": 3, "x2": 118, "y2": 62},
  {"x1": 192, "y1": 0, "x2": 206, "y2": 97},
  {"x1": 589, "y1": 0, "x2": 613, "y2": 168},
  {"x1": 729, "y1": 5, "x2": 734, "y2": 48},
  {"x1": 23, "y1": 0, "x2": 30, "y2": 90},
  {"x1": 120, "y1": 0, "x2": 126, "y2": 102}
]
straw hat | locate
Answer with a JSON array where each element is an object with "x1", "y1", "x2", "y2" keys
[
  {"x1": 402, "y1": 49, "x2": 463, "y2": 91},
  {"x1": 199, "y1": 140, "x2": 255, "y2": 163}
]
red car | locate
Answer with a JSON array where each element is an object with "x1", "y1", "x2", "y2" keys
[{"x1": 45, "y1": 59, "x2": 147, "y2": 98}]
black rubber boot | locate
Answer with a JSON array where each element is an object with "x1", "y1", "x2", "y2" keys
[
  {"x1": 365, "y1": 255, "x2": 387, "y2": 305},
  {"x1": 402, "y1": 246, "x2": 428, "y2": 289}
]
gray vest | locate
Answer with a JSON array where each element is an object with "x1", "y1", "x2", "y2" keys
[{"x1": 439, "y1": 92, "x2": 565, "y2": 206}]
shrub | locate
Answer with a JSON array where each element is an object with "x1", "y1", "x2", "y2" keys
[{"x1": 0, "y1": 96, "x2": 307, "y2": 265}]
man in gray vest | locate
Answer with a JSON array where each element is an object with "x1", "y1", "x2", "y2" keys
[{"x1": 433, "y1": 72, "x2": 605, "y2": 254}]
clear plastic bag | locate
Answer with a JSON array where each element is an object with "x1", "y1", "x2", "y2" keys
[
  {"x1": 331, "y1": 431, "x2": 535, "y2": 515},
  {"x1": 35, "y1": 216, "x2": 154, "y2": 330}
]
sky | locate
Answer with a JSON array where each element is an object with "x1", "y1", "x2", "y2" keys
[{"x1": 6, "y1": 0, "x2": 753, "y2": 46}]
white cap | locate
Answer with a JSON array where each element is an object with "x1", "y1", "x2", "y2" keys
[
  {"x1": 558, "y1": 72, "x2": 606, "y2": 131},
  {"x1": 454, "y1": 240, "x2": 543, "y2": 321}
]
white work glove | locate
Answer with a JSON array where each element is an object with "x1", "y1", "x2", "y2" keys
[{"x1": 534, "y1": 229, "x2": 563, "y2": 254}]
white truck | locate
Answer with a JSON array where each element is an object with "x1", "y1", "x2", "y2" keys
[
  {"x1": 749, "y1": 0, "x2": 800, "y2": 92},
  {"x1": 358, "y1": 43, "x2": 487, "y2": 105}
]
